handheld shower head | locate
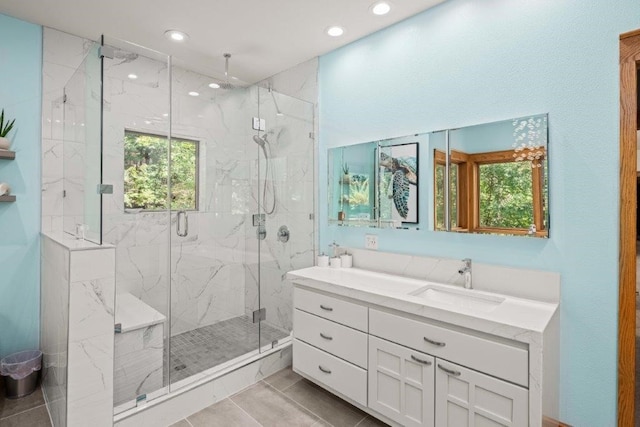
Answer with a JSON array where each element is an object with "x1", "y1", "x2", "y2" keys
[{"x1": 252, "y1": 135, "x2": 267, "y2": 147}]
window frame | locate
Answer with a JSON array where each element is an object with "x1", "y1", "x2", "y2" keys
[
  {"x1": 123, "y1": 130, "x2": 200, "y2": 212},
  {"x1": 434, "y1": 147, "x2": 547, "y2": 236}
]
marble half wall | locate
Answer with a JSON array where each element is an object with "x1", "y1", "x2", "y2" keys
[{"x1": 40, "y1": 233, "x2": 116, "y2": 427}]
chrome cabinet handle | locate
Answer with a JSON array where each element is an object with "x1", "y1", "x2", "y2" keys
[
  {"x1": 177, "y1": 210, "x2": 189, "y2": 237},
  {"x1": 318, "y1": 365, "x2": 332, "y2": 374},
  {"x1": 411, "y1": 355, "x2": 432, "y2": 365},
  {"x1": 424, "y1": 337, "x2": 446, "y2": 347},
  {"x1": 320, "y1": 333, "x2": 333, "y2": 341},
  {"x1": 437, "y1": 364, "x2": 461, "y2": 377},
  {"x1": 320, "y1": 305, "x2": 333, "y2": 311}
]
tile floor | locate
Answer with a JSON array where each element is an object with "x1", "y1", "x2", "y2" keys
[
  {"x1": 169, "y1": 367, "x2": 389, "y2": 427},
  {"x1": 0, "y1": 378, "x2": 52, "y2": 427},
  {"x1": 170, "y1": 315, "x2": 289, "y2": 383},
  {"x1": 0, "y1": 367, "x2": 387, "y2": 426}
]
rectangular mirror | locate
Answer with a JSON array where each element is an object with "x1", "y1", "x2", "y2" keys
[
  {"x1": 442, "y1": 114, "x2": 549, "y2": 237},
  {"x1": 328, "y1": 133, "x2": 429, "y2": 229},
  {"x1": 328, "y1": 141, "x2": 377, "y2": 226}
]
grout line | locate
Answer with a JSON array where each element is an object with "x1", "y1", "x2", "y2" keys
[
  {"x1": 278, "y1": 376, "x2": 303, "y2": 393},
  {"x1": 269, "y1": 378, "x2": 367, "y2": 427},
  {"x1": 353, "y1": 416, "x2": 368, "y2": 427},
  {"x1": 227, "y1": 397, "x2": 265, "y2": 426},
  {"x1": 260, "y1": 379, "x2": 341, "y2": 426},
  {"x1": 0, "y1": 403, "x2": 48, "y2": 423},
  {"x1": 184, "y1": 417, "x2": 195, "y2": 427}
]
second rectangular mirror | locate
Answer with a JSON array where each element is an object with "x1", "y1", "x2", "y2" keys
[{"x1": 436, "y1": 114, "x2": 549, "y2": 237}]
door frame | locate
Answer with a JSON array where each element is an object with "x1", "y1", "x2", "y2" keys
[{"x1": 619, "y1": 29, "x2": 640, "y2": 427}]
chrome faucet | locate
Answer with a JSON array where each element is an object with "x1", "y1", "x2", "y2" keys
[{"x1": 458, "y1": 258, "x2": 472, "y2": 289}]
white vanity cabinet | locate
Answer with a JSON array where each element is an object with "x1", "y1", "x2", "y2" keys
[
  {"x1": 369, "y1": 335, "x2": 435, "y2": 427},
  {"x1": 291, "y1": 274, "x2": 558, "y2": 427},
  {"x1": 435, "y1": 359, "x2": 528, "y2": 426},
  {"x1": 292, "y1": 287, "x2": 369, "y2": 406}
]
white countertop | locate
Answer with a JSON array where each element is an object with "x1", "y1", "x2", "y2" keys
[{"x1": 288, "y1": 266, "x2": 558, "y2": 340}]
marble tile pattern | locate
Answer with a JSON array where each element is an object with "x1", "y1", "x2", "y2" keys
[
  {"x1": 40, "y1": 233, "x2": 116, "y2": 427},
  {"x1": 40, "y1": 234, "x2": 70, "y2": 427},
  {"x1": 42, "y1": 29, "x2": 318, "y2": 409},
  {"x1": 67, "y1": 246, "x2": 115, "y2": 427},
  {"x1": 348, "y1": 248, "x2": 561, "y2": 303},
  {"x1": 114, "y1": 323, "x2": 164, "y2": 407}
]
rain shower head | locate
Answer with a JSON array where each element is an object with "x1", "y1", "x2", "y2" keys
[
  {"x1": 218, "y1": 53, "x2": 236, "y2": 90},
  {"x1": 253, "y1": 135, "x2": 267, "y2": 147}
]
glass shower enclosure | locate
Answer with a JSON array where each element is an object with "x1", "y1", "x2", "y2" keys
[{"x1": 60, "y1": 36, "x2": 315, "y2": 415}]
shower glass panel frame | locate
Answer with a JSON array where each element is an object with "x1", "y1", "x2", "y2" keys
[
  {"x1": 81, "y1": 35, "x2": 318, "y2": 416},
  {"x1": 256, "y1": 87, "x2": 315, "y2": 352},
  {"x1": 62, "y1": 42, "x2": 102, "y2": 244},
  {"x1": 101, "y1": 37, "x2": 173, "y2": 414}
]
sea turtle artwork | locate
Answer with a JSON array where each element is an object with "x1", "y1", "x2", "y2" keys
[{"x1": 379, "y1": 151, "x2": 418, "y2": 219}]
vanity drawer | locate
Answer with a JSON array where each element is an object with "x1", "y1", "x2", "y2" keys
[
  {"x1": 293, "y1": 339, "x2": 367, "y2": 406},
  {"x1": 294, "y1": 309, "x2": 368, "y2": 368},
  {"x1": 294, "y1": 287, "x2": 368, "y2": 332},
  {"x1": 370, "y1": 309, "x2": 528, "y2": 387}
]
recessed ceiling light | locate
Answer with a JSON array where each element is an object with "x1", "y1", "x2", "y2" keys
[
  {"x1": 371, "y1": 2, "x2": 391, "y2": 15},
  {"x1": 209, "y1": 83, "x2": 220, "y2": 89},
  {"x1": 188, "y1": 91, "x2": 199, "y2": 97},
  {"x1": 326, "y1": 26, "x2": 345, "y2": 37},
  {"x1": 144, "y1": 120, "x2": 152, "y2": 125},
  {"x1": 164, "y1": 30, "x2": 188, "y2": 42},
  {"x1": 127, "y1": 73, "x2": 138, "y2": 80},
  {"x1": 162, "y1": 113, "x2": 169, "y2": 117}
]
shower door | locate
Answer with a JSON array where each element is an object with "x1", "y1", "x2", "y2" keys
[
  {"x1": 104, "y1": 38, "x2": 173, "y2": 413},
  {"x1": 167, "y1": 71, "x2": 261, "y2": 389},
  {"x1": 256, "y1": 87, "x2": 315, "y2": 350}
]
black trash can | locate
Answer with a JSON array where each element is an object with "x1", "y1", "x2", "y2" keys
[{"x1": 0, "y1": 350, "x2": 42, "y2": 399}]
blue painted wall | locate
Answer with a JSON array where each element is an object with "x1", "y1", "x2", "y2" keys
[
  {"x1": 319, "y1": 1, "x2": 640, "y2": 425},
  {"x1": 0, "y1": 14, "x2": 42, "y2": 359}
]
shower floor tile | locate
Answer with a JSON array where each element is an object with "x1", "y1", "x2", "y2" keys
[{"x1": 170, "y1": 315, "x2": 288, "y2": 384}]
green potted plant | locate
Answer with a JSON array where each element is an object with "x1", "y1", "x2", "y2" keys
[{"x1": 0, "y1": 109, "x2": 16, "y2": 150}]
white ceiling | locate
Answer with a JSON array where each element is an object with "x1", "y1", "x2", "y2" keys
[{"x1": 0, "y1": 0, "x2": 445, "y2": 84}]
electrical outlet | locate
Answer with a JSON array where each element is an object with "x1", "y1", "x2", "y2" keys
[{"x1": 365, "y1": 234, "x2": 378, "y2": 250}]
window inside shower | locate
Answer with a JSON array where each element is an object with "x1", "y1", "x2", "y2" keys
[
  {"x1": 123, "y1": 131, "x2": 199, "y2": 211},
  {"x1": 70, "y1": 37, "x2": 318, "y2": 415}
]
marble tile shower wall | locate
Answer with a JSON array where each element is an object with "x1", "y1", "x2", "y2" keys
[
  {"x1": 101, "y1": 54, "x2": 252, "y2": 335},
  {"x1": 243, "y1": 89, "x2": 316, "y2": 335},
  {"x1": 41, "y1": 28, "x2": 318, "y2": 342}
]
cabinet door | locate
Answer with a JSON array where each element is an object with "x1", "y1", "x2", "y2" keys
[
  {"x1": 368, "y1": 336, "x2": 435, "y2": 427},
  {"x1": 435, "y1": 360, "x2": 528, "y2": 427}
]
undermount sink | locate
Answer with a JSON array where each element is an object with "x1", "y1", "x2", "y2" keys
[{"x1": 409, "y1": 285, "x2": 505, "y2": 313}]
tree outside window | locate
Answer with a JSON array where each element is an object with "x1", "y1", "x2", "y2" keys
[{"x1": 124, "y1": 131, "x2": 198, "y2": 211}]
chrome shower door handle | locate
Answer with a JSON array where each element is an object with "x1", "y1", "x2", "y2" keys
[{"x1": 177, "y1": 210, "x2": 189, "y2": 237}]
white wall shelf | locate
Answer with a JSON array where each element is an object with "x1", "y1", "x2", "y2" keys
[{"x1": 0, "y1": 150, "x2": 15, "y2": 160}]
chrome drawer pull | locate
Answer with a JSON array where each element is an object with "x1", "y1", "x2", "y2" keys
[
  {"x1": 320, "y1": 305, "x2": 333, "y2": 311},
  {"x1": 424, "y1": 337, "x2": 446, "y2": 347},
  {"x1": 320, "y1": 333, "x2": 333, "y2": 341},
  {"x1": 437, "y1": 364, "x2": 461, "y2": 377},
  {"x1": 411, "y1": 355, "x2": 432, "y2": 366},
  {"x1": 318, "y1": 365, "x2": 332, "y2": 374}
]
